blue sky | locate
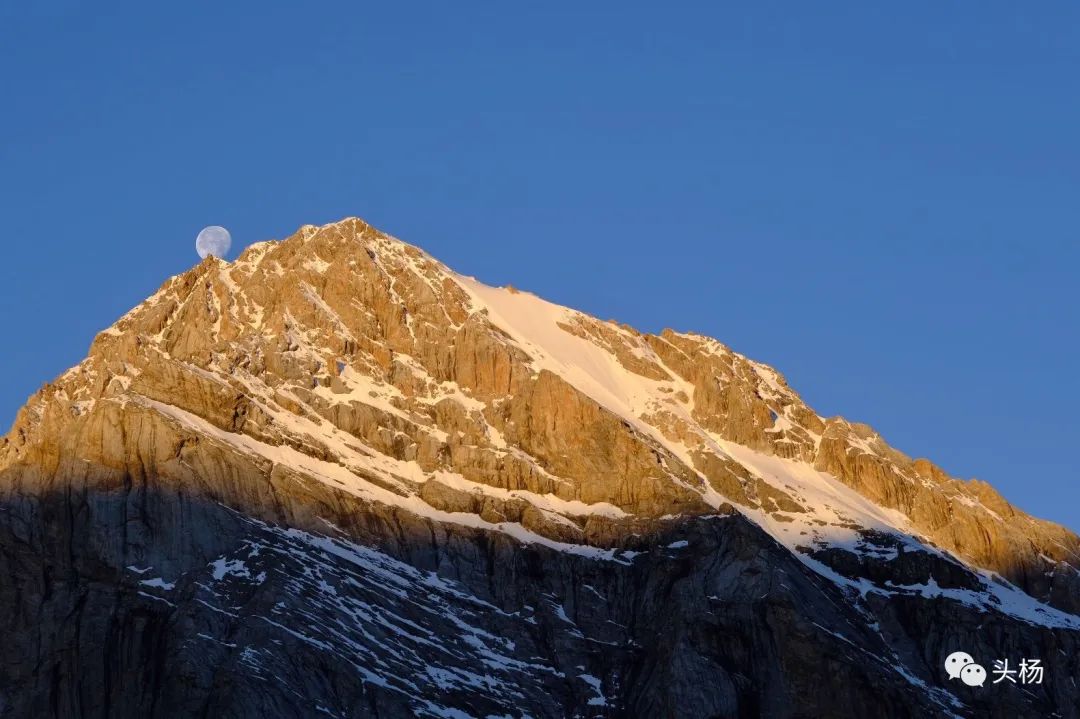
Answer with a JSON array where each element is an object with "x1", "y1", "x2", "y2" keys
[{"x1": 1, "y1": 3, "x2": 1077, "y2": 529}]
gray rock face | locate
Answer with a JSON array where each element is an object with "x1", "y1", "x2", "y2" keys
[
  {"x1": 1, "y1": 217, "x2": 1078, "y2": 717},
  {"x1": 0, "y1": 481, "x2": 1077, "y2": 718}
]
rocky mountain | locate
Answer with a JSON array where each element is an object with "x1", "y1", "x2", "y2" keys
[{"x1": 1, "y1": 217, "x2": 1077, "y2": 718}]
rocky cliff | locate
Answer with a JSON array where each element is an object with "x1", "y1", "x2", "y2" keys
[{"x1": 1, "y1": 218, "x2": 1077, "y2": 718}]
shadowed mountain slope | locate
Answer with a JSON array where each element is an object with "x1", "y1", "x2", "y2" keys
[{"x1": 1, "y1": 218, "x2": 1077, "y2": 718}]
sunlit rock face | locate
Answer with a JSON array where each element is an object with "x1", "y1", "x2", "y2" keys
[{"x1": 1, "y1": 218, "x2": 1078, "y2": 717}]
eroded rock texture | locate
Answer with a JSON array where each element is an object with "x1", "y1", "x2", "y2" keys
[{"x1": 1, "y1": 218, "x2": 1077, "y2": 717}]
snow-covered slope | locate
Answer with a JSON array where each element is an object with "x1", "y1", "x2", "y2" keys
[{"x1": 454, "y1": 267, "x2": 1078, "y2": 627}]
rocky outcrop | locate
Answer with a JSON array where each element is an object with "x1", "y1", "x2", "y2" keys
[{"x1": 1, "y1": 217, "x2": 1078, "y2": 717}]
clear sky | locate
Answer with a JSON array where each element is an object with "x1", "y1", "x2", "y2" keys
[{"x1": 1, "y1": 3, "x2": 1077, "y2": 530}]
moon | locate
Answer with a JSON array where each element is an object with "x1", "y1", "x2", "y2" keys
[{"x1": 195, "y1": 226, "x2": 232, "y2": 259}]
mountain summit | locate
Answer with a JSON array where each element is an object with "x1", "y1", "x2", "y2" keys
[{"x1": 1, "y1": 218, "x2": 1077, "y2": 718}]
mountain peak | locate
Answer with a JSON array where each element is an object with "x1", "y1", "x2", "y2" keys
[
  {"x1": 5, "y1": 217, "x2": 1079, "y2": 624},
  {"x1": 4, "y1": 217, "x2": 1080, "y2": 716}
]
